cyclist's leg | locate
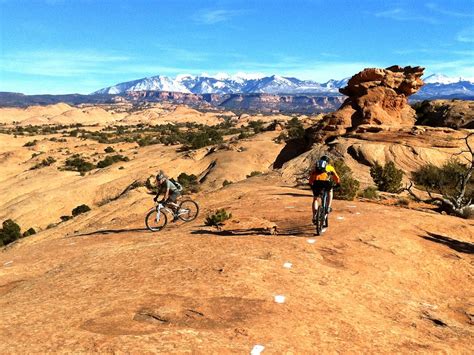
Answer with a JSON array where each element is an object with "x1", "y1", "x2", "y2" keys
[{"x1": 327, "y1": 187, "x2": 334, "y2": 212}]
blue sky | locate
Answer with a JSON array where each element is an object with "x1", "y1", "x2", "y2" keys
[{"x1": 0, "y1": 0, "x2": 473, "y2": 94}]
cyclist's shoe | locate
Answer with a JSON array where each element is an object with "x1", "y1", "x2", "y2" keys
[
  {"x1": 321, "y1": 227, "x2": 327, "y2": 233},
  {"x1": 312, "y1": 215, "x2": 317, "y2": 225}
]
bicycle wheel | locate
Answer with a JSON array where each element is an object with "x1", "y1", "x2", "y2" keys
[
  {"x1": 145, "y1": 209, "x2": 168, "y2": 231},
  {"x1": 315, "y1": 206, "x2": 324, "y2": 236},
  {"x1": 177, "y1": 200, "x2": 199, "y2": 222}
]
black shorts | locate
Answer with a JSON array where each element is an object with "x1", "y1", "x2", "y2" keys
[{"x1": 311, "y1": 181, "x2": 333, "y2": 197}]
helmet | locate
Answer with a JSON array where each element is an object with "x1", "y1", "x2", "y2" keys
[
  {"x1": 156, "y1": 170, "x2": 166, "y2": 181},
  {"x1": 320, "y1": 155, "x2": 330, "y2": 162},
  {"x1": 315, "y1": 159, "x2": 328, "y2": 171}
]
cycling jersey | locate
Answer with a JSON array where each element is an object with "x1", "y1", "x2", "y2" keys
[{"x1": 309, "y1": 164, "x2": 340, "y2": 185}]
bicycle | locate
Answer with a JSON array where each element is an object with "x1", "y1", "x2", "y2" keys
[
  {"x1": 145, "y1": 198, "x2": 199, "y2": 232},
  {"x1": 314, "y1": 187, "x2": 331, "y2": 236}
]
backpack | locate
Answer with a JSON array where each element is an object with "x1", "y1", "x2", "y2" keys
[
  {"x1": 169, "y1": 178, "x2": 183, "y2": 192},
  {"x1": 314, "y1": 160, "x2": 328, "y2": 174}
]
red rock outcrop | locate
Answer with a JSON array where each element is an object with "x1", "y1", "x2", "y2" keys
[{"x1": 308, "y1": 65, "x2": 425, "y2": 143}]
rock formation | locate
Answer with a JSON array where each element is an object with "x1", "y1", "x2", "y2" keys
[
  {"x1": 307, "y1": 65, "x2": 425, "y2": 143},
  {"x1": 415, "y1": 99, "x2": 474, "y2": 129}
]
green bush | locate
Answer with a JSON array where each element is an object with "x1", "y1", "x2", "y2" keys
[
  {"x1": 286, "y1": 117, "x2": 305, "y2": 140},
  {"x1": 370, "y1": 161, "x2": 404, "y2": 193},
  {"x1": 72, "y1": 204, "x2": 91, "y2": 217},
  {"x1": 23, "y1": 140, "x2": 38, "y2": 147},
  {"x1": 205, "y1": 209, "x2": 232, "y2": 229},
  {"x1": 96, "y1": 154, "x2": 129, "y2": 168},
  {"x1": 22, "y1": 227, "x2": 36, "y2": 237},
  {"x1": 412, "y1": 159, "x2": 472, "y2": 198},
  {"x1": 104, "y1": 146, "x2": 115, "y2": 153},
  {"x1": 31, "y1": 156, "x2": 56, "y2": 170},
  {"x1": 248, "y1": 120, "x2": 264, "y2": 134},
  {"x1": 177, "y1": 173, "x2": 200, "y2": 193},
  {"x1": 187, "y1": 129, "x2": 223, "y2": 149},
  {"x1": 359, "y1": 186, "x2": 379, "y2": 199},
  {"x1": 246, "y1": 171, "x2": 262, "y2": 178},
  {"x1": 0, "y1": 219, "x2": 21, "y2": 246},
  {"x1": 332, "y1": 159, "x2": 360, "y2": 200},
  {"x1": 60, "y1": 215, "x2": 72, "y2": 222},
  {"x1": 64, "y1": 155, "x2": 95, "y2": 173},
  {"x1": 222, "y1": 180, "x2": 232, "y2": 187}
]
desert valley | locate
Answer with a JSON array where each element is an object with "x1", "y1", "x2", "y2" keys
[{"x1": 0, "y1": 65, "x2": 473, "y2": 352}]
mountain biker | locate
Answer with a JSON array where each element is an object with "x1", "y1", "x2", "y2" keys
[
  {"x1": 154, "y1": 170, "x2": 181, "y2": 211},
  {"x1": 309, "y1": 155, "x2": 341, "y2": 224}
]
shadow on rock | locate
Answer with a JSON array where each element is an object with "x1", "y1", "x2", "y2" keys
[
  {"x1": 422, "y1": 232, "x2": 474, "y2": 254},
  {"x1": 72, "y1": 228, "x2": 149, "y2": 237}
]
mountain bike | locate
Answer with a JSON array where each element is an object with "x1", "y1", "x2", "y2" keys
[
  {"x1": 314, "y1": 187, "x2": 331, "y2": 236},
  {"x1": 145, "y1": 199, "x2": 199, "y2": 232}
]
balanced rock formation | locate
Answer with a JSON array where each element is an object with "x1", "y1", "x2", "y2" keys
[{"x1": 307, "y1": 65, "x2": 425, "y2": 143}]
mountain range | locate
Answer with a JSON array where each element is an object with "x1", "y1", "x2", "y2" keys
[{"x1": 93, "y1": 73, "x2": 474, "y2": 99}]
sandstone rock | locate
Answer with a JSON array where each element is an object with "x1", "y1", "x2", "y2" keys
[
  {"x1": 308, "y1": 66, "x2": 425, "y2": 143},
  {"x1": 415, "y1": 99, "x2": 474, "y2": 129}
]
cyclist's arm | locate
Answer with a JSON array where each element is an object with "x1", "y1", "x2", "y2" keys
[{"x1": 332, "y1": 171, "x2": 341, "y2": 185}]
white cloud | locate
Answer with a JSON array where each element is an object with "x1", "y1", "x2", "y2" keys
[
  {"x1": 193, "y1": 9, "x2": 242, "y2": 25},
  {"x1": 457, "y1": 27, "x2": 474, "y2": 43},
  {"x1": 425, "y1": 3, "x2": 474, "y2": 18},
  {"x1": 374, "y1": 8, "x2": 438, "y2": 24}
]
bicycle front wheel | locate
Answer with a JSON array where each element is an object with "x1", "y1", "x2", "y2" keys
[
  {"x1": 315, "y1": 206, "x2": 324, "y2": 236},
  {"x1": 145, "y1": 209, "x2": 168, "y2": 231},
  {"x1": 177, "y1": 200, "x2": 199, "y2": 222}
]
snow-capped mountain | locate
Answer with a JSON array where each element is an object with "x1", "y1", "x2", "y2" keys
[
  {"x1": 414, "y1": 74, "x2": 474, "y2": 99},
  {"x1": 93, "y1": 73, "x2": 474, "y2": 99},
  {"x1": 93, "y1": 74, "x2": 347, "y2": 95}
]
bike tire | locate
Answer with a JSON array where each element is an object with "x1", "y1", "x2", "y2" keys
[
  {"x1": 177, "y1": 200, "x2": 199, "y2": 222},
  {"x1": 315, "y1": 206, "x2": 324, "y2": 236},
  {"x1": 145, "y1": 209, "x2": 168, "y2": 232}
]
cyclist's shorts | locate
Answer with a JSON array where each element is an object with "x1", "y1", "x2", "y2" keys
[
  {"x1": 311, "y1": 180, "x2": 332, "y2": 197},
  {"x1": 168, "y1": 191, "x2": 180, "y2": 203}
]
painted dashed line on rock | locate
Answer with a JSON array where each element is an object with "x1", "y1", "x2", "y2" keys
[
  {"x1": 274, "y1": 295, "x2": 286, "y2": 304},
  {"x1": 307, "y1": 239, "x2": 316, "y2": 244},
  {"x1": 251, "y1": 344, "x2": 265, "y2": 354},
  {"x1": 283, "y1": 262, "x2": 292, "y2": 269},
  {"x1": 3, "y1": 261, "x2": 13, "y2": 266}
]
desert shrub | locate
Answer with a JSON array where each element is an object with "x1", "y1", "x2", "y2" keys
[
  {"x1": 187, "y1": 128, "x2": 223, "y2": 149},
  {"x1": 286, "y1": 117, "x2": 305, "y2": 140},
  {"x1": 177, "y1": 173, "x2": 200, "y2": 193},
  {"x1": 396, "y1": 197, "x2": 410, "y2": 207},
  {"x1": 22, "y1": 227, "x2": 36, "y2": 237},
  {"x1": 222, "y1": 180, "x2": 232, "y2": 187},
  {"x1": 72, "y1": 204, "x2": 91, "y2": 217},
  {"x1": 64, "y1": 155, "x2": 95, "y2": 173},
  {"x1": 370, "y1": 161, "x2": 404, "y2": 193},
  {"x1": 359, "y1": 186, "x2": 379, "y2": 199},
  {"x1": 23, "y1": 140, "x2": 38, "y2": 147},
  {"x1": 274, "y1": 132, "x2": 288, "y2": 143},
  {"x1": 31, "y1": 156, "x2": 56, "y2": 170},
  {"x1": 238, "y1": 131, "x2": 252, "y2": 140},
  {"x1": 248, "y1": 120, "x2": 264, "y2": 134},
  {"x1": 205, "y1": 209, "x2": 232, "y2": 229},
  {"x1": 412, "y1": 159, "x2": 472, "y2": 198},
  {"x1": 104, "y1": 146, "x2": 115, "y2": 153},
  {"x1": 0, "y1": 219, "x2": 21, "y2": 246},
  {"x1": 96, "y1": 154, "x2": 129, "y2": 168},
  {"x1": 332, "y1": 159, "x2": 360, "y2": 200},
  {"x1": 60, "y1": 215, "x2": 72, "y2": 222},
  {"x1": 246, "y1": 171, "x2": 262, "y2": 178}
]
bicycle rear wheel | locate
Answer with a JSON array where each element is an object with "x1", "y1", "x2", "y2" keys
[
  {"x1": 177, "y1": 200, "x2": 199, "y2": 222},
  {"x1": 145, "y1": 209, "x2": 168, "y2": 231}
]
